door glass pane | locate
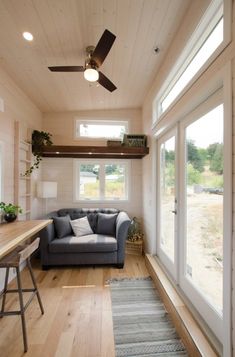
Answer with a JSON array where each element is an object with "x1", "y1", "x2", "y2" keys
[
  {"x1": 105, "y1": 164, "x2": 126, "y2": 200},
  {"x1": 160, "y1": 136, "x2": 176, "y2": 262},
  {"x1": 185, "y1": 105, "x2": 223, "y2": 314},
  {"x1": 79, "y1": 164, "x2": 100, "y2": 200}
]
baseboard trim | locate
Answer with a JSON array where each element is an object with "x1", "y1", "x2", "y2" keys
[{"x1": 145, "y1": 254, "x2": 219, "y2": 357}]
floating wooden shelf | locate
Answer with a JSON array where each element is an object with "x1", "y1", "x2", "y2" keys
[{"x1": 41, "y1": 145, "x2": 149, "y2": 159}]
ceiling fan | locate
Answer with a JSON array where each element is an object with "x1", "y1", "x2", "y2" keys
[{"x1": 48, "y1": 29, "x2": 117, "y2": 92}]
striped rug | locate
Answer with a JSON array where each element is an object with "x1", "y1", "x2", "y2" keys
[{"x1": 109, "y1": 277, "x2": 188, "y2": 357}]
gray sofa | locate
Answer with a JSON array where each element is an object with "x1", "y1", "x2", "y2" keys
[{"x1": 39, "y1": 208, "x2": 131, "y2": 269}]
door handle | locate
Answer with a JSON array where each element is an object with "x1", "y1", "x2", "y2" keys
[{"x1": 171, "y1": 210, "x2": 177, "y2": 214}]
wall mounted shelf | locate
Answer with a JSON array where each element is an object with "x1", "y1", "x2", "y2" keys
[{"x1": 41, "y1": 145, "x2": 149, "y2": 159}]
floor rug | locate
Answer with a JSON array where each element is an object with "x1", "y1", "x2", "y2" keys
[{"x1": 109, "y1": 277, "x2": 188, "y2": 357}]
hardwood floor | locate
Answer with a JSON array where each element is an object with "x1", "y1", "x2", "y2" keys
[{"x1": 0, "y1": 254, "x2": 148, "y2": 357}]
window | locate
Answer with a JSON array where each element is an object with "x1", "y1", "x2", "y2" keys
[
  {"x1": 74, "y1": 159, "x2": 129, "y2": 201},
  {"x1": 75, "y1": 119, "x2": 128, "y2": 140},
  {"x1": 161, "y1": 18, "x2": 223, "y2": 113},
  {"x1": 153, "y1": 0, "x2": 229, "y2": 123}
]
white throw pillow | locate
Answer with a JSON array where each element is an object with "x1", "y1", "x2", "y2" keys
[{"x1": 70, "y1": 216, "x2": 93, "y2": 237}]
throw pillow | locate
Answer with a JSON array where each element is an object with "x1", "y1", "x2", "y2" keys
[
  {"x1": 70, "y1": 216, "x2": 93, "y2": 237},
  {"x1": 96, "y1": 213, "x2": 118, "y2": 236},
  {"x1": 53, "y1": 215, "x2": 72, "y2": 239}
]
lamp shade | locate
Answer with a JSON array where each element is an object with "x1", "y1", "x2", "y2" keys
[{"x1": 37, "y1": 181, "x2": 57, "y2": 198}]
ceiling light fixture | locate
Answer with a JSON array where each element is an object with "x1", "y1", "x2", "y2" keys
[
  {"x1": 84, "y1": 68, "x2": 99, "y2": 82},
  {"x1": 23, "y1": 32, "x2": 33, "y2": 41}
]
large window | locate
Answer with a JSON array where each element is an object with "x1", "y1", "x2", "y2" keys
[
  {"x1": 153, "y1": 0, "x2": 228, "y2": 123},
  {"x1": 75, "y1": 119, "x2": 128, "y2": 140},
  {"x1": 74, "y1": 159, "x2": 129, "y2": 201}
]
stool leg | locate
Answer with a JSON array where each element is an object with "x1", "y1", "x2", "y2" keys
[
  {"x1": 16, "y1": 267, "x2": 28, "y2": 353},
  {"x1": 27, "y1": 259, "x2": 44, "y2": 314},
  {"x1": 0, "y1": 267, "x2": 10, "y2": 317}
]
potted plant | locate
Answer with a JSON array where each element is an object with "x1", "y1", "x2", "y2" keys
[
  {"x1": 127, "y1": 217, "x2": 144, "y2": 242},
  {"x1": 23, "y1": 130, "x2": 53, "y2": 176},
  {"x1": 0, "y1": 202, "x2": 23, "y2": 222}
]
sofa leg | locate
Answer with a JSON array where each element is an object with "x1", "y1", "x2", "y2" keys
[
  {"x1": 42, "y1": 265, "x2": 49, "y2": 271},
  {"x1": 116, "y1": 263, "x2": 124, "y2": 269}
]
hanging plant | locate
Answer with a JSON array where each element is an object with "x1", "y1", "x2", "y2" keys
[{"x1": 22, "y1": 130, "x2": 53, "y2": 176}]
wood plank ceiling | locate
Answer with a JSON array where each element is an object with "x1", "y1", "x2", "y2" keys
[{"x1": 0, "y1": 0, "x2": 190, "y2": 112}]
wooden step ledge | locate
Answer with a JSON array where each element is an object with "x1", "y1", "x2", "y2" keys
[{"x1": 145, "y1": 254, "x2": 219, "y2": 357}]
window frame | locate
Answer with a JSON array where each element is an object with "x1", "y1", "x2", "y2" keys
[
  {"x1": 74, "y1": 118, "x2": 129, "y2": 140},
  {"x1": 73, "y1": 159, "x2": 130, "y2": 202},
  {"x1": 152, "y1": 0, "x2": 231, "y2": 125}
]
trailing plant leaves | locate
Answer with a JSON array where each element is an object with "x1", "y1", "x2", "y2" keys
[{"x1": 22, "y1": 130, "x2": 53, "y2": 176}]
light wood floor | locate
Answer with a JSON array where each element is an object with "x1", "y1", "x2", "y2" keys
[{"x1": 0, "y1": 254, "x2": 148, "y2": 357}]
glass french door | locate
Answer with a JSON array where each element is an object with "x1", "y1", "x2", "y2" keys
[
  {"x1": 157, "y1": 94, "x2": 231, "y2": 350},
  {"x1": 180, "y1": 103, "x2": 225, "y2": 341},
  {"x1": 157, "y1": 128, "x2": 178, "y2": 280}
]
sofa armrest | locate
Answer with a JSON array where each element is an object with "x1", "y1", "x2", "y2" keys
[{"x1": 116, "y1": 211, "x2": 131, "y2": 264}]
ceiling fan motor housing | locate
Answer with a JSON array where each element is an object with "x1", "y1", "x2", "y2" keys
[{"x1": 85, "y1": 46, "x2": 98, "y2": 69}]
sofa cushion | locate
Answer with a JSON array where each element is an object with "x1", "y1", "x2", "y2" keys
[
  {"x1": 57, "y1": 208, "x2": 120, "y2": 232},
  {"x1": 53, "y1": 215, "x2": 72, "y2": 239},
  {"x1": 96, "y1": 213, "x2": 118, "y2": 236},
  {"x1": 70, "y1": 216, "x2": 93, "y2": 237},
  {"x1": 48, "y1": 234, "x2": 117, "y2": 253}
]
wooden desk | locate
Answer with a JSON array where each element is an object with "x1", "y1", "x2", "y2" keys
[{"x1": 0, "y1": 220, "x2": 52, "y2": 259}]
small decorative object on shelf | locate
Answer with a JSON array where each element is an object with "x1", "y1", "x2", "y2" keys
[
  {"x1": 122, "y1": 134, "x2": 147, "y2": 147},
  {"x1": 0, "y1": 202, "x2": 23, "y2": 223},
  {"x1": 107, "y1": 140, "x2": 122, "y2": 147},
  {"x1": 22, "y1": 130, "x2": 53, "y2": 176}
]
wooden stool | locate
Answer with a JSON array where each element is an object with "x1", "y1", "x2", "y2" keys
[{"x1": 0, "y1": 237, "x2": 44, "y2": 352}]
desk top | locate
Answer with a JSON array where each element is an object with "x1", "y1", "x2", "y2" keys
[{"x1": 0, "y1": 220, "x2": 52, "y2": 259}]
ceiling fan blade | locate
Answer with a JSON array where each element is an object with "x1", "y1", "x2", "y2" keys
[
  {"x1": 98, "y1": 71, "x2": 117, "y2": 92},
  {"x1": 92, "y1": 29, "x2": 116, "y2": 67},
  {"x1": 48, "y1": 66, "x2": 84, "y2": 72}
]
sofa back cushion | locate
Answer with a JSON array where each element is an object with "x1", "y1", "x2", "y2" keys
[
  {"x1": 96, "y1": 213, "x2": 118, "y2": 236},
  {"x1": 53, "y1": 215, "x2": 73, "y2": 238},
  {"x1": 57, "y1": 208, "x2": 119, "y2": 233}
]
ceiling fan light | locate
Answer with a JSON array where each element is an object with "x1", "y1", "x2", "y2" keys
[
  {"x1": 84, "y1": 68, "x2": 99, "y2": 82},
  {"x1": 23, "y1": 32, "x2": 33, "y2": 41}
]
